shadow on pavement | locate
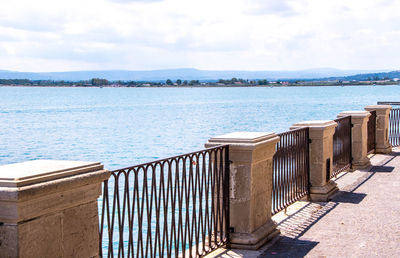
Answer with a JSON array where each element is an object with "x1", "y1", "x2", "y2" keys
[
  {"x1": 261, "y1": 236, "x2": 318, "y2": 258},
  {"x1": 261, "y1": 202, "x2": 337, "y2": 257},
  {"x1": 369, "y1": 165, "x2": 395, "y2": 173},
  {"x1": 388, "y1": 150, "x2": 400, "y2": 156},
  {"x1": 332, "y1": 191, "x2": 367, "y2": 204}
]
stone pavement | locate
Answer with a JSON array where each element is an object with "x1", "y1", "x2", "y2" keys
[{"x1": 207, "y1": 149, "x2": 400, "y2": 258}]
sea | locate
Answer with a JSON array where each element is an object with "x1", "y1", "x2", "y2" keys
[{"x1": 1, "y1": 85, "x2": 399, "y2": 170}]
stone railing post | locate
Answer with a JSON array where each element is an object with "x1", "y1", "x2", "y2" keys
[
  {"x1": 0, "y1": 160, "x2": 110, "y2": 257},
  {"x1": 365, "y1": 105, "x2": 392, "y2": 154},
  {"x1": 337, "y1": 111, "x2": 371, "y2": 169},
  {"x1": 290, "y1": 121, "x2": 338, "y2": 202},
  {"x1": 205, "y1": 132, "x2": 280, "y2": 250}
]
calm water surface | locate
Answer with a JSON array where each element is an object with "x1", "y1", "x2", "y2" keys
[{"x1": 1, "y1": 85, "x2": 399, "y2": 170}]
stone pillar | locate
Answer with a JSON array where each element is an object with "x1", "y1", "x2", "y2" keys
[
  {"x1": 205, "y1": 132, "x2": 280, "y2": 250},
  {"x1": 0, "y1": 160, "x2": 110, "y2": 258},
  {"x1": 337, "y1": 111, "x2": 371, "y2": 169},
  {"x1": 290, "y1": 121, "x2": 338, "y2": 202},
  {"x1": 365, "y1": 105, "x2": 392, "y2": 154}
]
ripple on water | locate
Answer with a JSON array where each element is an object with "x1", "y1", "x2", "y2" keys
[{"x1": 1, "y1": 85, "x2": 400, "y2": 169}]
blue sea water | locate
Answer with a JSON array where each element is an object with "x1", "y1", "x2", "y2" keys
[{"x1": 1, "y1": 85, "x2": 400, "y2": 170}]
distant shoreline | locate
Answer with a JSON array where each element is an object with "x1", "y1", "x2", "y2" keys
[{"x1": 0, "y1": 83, "x2": 399, "y2": 88}]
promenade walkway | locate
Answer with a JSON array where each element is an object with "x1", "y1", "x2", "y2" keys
[{"x1": 209, "y1": 149, "x2": 400, "y2": 257}]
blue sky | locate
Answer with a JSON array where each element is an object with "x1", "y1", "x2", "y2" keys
[{"x1": 0, "y1": 0, "x2": 399, "y2": 72}]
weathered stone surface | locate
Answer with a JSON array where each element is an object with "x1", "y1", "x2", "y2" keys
[
  {"x1": 0, "y1": 223, "x2": 18, "y2": 257},
  {"x1": 206, "y1": 132, "x2": 280, "y2": 249},
  {"x1": 19, "y1": 212, "x2": 63, "y2": 258},
  {"x1": 0, "y1": 160, "x2": 103, "y2": 187},
  {"x1": 63, "y1": 201, "x2": 99, "y2": 258},
  {"x1": 309, "y1": 181, "x2": 338, "y2": 201},
  {"x1": 0, "y1": 160, "x2": 110, "y2": 258},
  {"x1": 230, "y1": 220, "x2": 279, "y2": 250},
  {"x1": 0, "y1": 182, "x2": 102, "y2": 224}
]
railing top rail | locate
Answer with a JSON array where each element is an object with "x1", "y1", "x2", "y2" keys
[
  {"x1": 377, "y1": 101, "x2": 400, "y2": 105},
  {"x1": 277, "y1": 126, "x2": 308, "y2": 137},
  {"x1": 334, "y1": 115, "x2": 351, "y2": 123},
  {"x1": 111, "y1": 144, "x2": 229, "y2": 172}
]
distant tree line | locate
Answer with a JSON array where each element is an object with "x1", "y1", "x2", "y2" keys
[
  {"x1": 0, "y1": 78, "x2": 111, "y2": 86},
  {"x1": 0, "y1": 78, "x2": 206, "y2": 86},
  {"x1": 1, "y1": 74, "x2": 399, "y2": 87},
  {"x1": 0, "y1": 79, "x2": 94, "y2": 86},
  {"x1": 0, "y1": 77, "x2": 269, "y2": 87},
  {"x1": 165, "y1": 79, "x2": 201, "y2": 85}
]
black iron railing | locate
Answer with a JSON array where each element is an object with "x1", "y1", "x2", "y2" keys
[
  {"x1": 100, "y1": 145, "x2": 230, "y2": 258},
  {"x1": 389, "y1": 108, "x2": 400, "y2": 147},
  {"x1": 377, "y1": 101, "x2": 400, "y2": 105},
  {"x1": 367, "y1": 110, "x2": 376, "y2": 154},
  {"x1": 272, "y1": 127, "x2": 310, "y2": 215},
  {"x1": 332, "y1": 116, "x2": 352, "y2": 178}
]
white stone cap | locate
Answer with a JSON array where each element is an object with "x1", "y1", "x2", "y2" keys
[
  {"x1": 208, "y1": 132, "x2": 276, "y2": 143},
  {"x1": 290, "y1": 120, "x2": 337, "y2": 130},
  {"x1": 0, "y1": 160, "x2": 103, "y2": 187},
  {"x1": 365, "y1": 105, "x2": 392, "y2": 111},
  {"x1": 365, "y1": 105, "x2": 392, "y2": 115},
  {"x1": 337, "y1": 110, "x2": 371, "y2": 118},
  {"x1": 206, "y1": 131, "x2": 279, "y2": 150}
]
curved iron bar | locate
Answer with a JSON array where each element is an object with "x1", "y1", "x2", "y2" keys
[
  {"x1": 332, "y1": 116, "x2": 352, "y2": 178},
  {"x1": 367, "y1": 111, "x2": 377, "y2": 154},
  {"x1": 99, "y1": 145, "x2": 230, "y2": 258},
  {"x1": 389, "y1": 108, "x2": 400, "y2": 147},
  {"x1": 272, "y1": 127, "x2": 310, "y2": 215}
]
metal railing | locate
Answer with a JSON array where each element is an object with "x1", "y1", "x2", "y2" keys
[
  {"x1": 332, "y1": 116, "x2": 352, "y2": 178},
  {"x1": 377, "y1": 101, "x2": 400, "y2": 105},
  {"x1": 99, "y1": 145, "x2": 230, "y2": 258},
  {"x1": 367, "y1": 110, "x2": 376, "y2": 154},
  {"x1": 272, "y1": 127, "x2": 310, "y2": 215},
  {"x1": 389, "y1": 108, "x2": 400, "y2": 147}
]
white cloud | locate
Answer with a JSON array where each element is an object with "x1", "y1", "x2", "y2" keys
[
  {"x1": 107, "y1": 0, "x2": 164, "y2": 3},
  {"x1": 244, "y1": 0, "x2": 303, "y2": 16},
  {"x1": 0, "y1": 0, "x2": 399, "y2": 72}
]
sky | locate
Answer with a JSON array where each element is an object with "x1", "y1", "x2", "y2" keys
[{"x1": 0, "y1": 0, "x2": 399, "y2": 72}]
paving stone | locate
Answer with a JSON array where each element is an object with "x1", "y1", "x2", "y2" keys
[{"x1": 260, "y1": 150, "x2": 400, "y2": 257}]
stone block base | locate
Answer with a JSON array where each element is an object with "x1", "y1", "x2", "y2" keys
[
  {"x1": 310, "y1": 181, "x2": 338, "y2": 202},
  {"x1": 375, "y1": 145, "x2": 392, "y2": 154},
  {"x1": 0, "y1": 201, "x2": 100, "y2": 258},
  {"x1": 351, "y1": 157, "x2": 371, "y2": 170},
  {"x1": 230, "y1": 220, "x2": 280, "y2": 250}
]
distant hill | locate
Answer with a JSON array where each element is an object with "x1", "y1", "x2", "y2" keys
[
  {"x1": 333, "y1": 70, "x2": 400, "y2": 81},
  {"x1": 0, "y1": 68, "x2": 388, "y2": 81}
]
